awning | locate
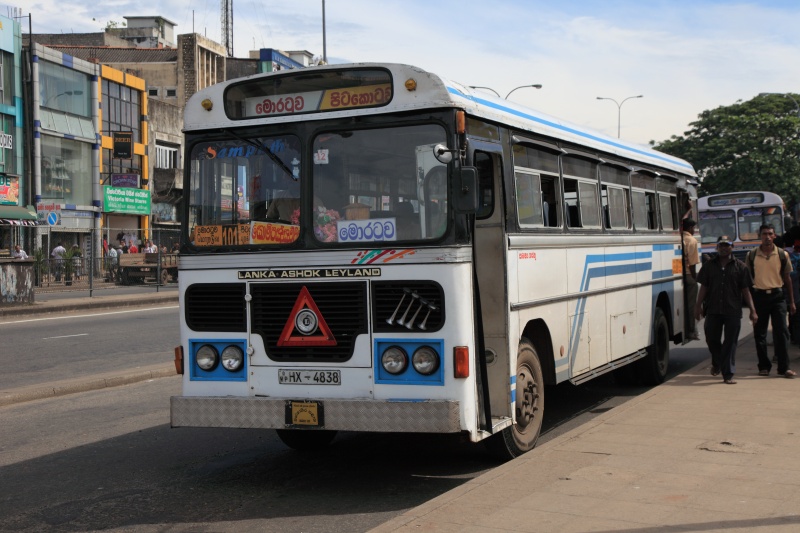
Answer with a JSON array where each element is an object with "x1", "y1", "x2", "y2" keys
[{"x1": 0, "y1": 205, "x2": 38, "y2": 225}]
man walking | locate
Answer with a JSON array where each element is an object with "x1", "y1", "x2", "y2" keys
[
  {"x1": 682, "y1": 218, "x2": 701, "y2": 340},
  {"x1": 696, "y1": 236, "x2": 757, "y2": 384},
  {"x1": 747, "y1": 224, "x2": 796, "y2": 378}
]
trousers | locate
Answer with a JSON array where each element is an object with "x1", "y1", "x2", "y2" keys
[
  {"x1": 753, "y1": 291, "x2": 790, "y2": 374},
  {"x1": 703, "y1": 314, "x2": 741, "y2": 380}
]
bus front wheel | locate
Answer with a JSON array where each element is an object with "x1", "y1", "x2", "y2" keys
[
  {"x1": 275, "y1": 429, "x2": 337, "y2": 451},
  {"x1": 485, "y1": 338, "x2": 544, "y2": 461}
]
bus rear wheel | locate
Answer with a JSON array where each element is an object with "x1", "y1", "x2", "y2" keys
[
  {"x1": 485, "y1": 338, "x2": 544, "y2": 461},
  {"x1": 275, "y1": 429, "x2": 337, "y2": 451},
  {"x1": 636, "y1": 307, "x2": 670, "y2": 385}
]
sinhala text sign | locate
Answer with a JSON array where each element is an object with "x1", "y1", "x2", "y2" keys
[{"x1": 104, "y1": 186, "x2": 151, "y2": 215}]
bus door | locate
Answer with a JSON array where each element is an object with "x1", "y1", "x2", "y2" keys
[{"x1": 470, "y1": 146, "x2": 512, "y2": 430}]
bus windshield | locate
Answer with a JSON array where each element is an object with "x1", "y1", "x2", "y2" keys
[
  {"x1": 698, "y1": 209, "x2": 736, "y2": 244},
  {"x1": 187, "y1": 123, "x2": 449, "y2": 247},
  {"x1": 737, "y1": 206, "x2": 783, "y2": 242},
  {"x1": 311, "y1": 124, "x2": 448, "y2": 243}
]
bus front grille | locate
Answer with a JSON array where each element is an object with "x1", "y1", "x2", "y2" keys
[
  {"x1": 250, "y1": 281, "x2": 368, "y2": 362},
  {"x1": 185, "y1": 283, "x2": 247, "y2": 332}
]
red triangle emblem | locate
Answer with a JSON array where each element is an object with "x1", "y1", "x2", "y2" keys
[{"x1": 277, "y1": 286, "x2": 337, "y2": 347}]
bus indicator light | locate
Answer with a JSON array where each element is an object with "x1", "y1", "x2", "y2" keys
[{"x1": 454, "y1": 346, "x2": 469, "y2": 378}]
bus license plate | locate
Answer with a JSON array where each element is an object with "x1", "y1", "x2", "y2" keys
[{"x1": 278, "y1": 369, "x2": 341, "y2": 385}]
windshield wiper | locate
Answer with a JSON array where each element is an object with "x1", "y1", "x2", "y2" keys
[{"x1": 221, "y1": 128, "x2": 297, "y2": 180}]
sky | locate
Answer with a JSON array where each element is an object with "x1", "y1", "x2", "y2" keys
[{"x1": 9, "y1": 0, "x2": 800, "y2": 146}]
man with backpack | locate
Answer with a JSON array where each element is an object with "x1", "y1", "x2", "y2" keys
[{"x1": 747, "y1": 224, "x2": 796, "y2": 378}]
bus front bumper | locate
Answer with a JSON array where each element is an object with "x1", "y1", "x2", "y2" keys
[{"x1": 170, "y1": 396, "x2": 462, "y2": 433}]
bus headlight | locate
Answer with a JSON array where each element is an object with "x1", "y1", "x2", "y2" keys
[
  {"x1": 221, "y1": 345, "x2": 244, "y2": 371},
  {"x1": 195, "y1": 344, "x2": 219, "y2": 371},
  {"x1": 412, "y1": 346, "x2": 440, "y2": 375},
  {"x1": 381, "y1": 346, "x2": 408, "y2": 375}
]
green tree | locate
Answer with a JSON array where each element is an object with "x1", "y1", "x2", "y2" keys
[{"x1": 652, "y1": 94, "x2": 800, "y2": 208}]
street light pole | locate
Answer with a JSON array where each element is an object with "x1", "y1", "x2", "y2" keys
[
  {"x1": 505, "y1": 84, "x2": 542, "y2": 99},
  {"x1": 469, "y1": 85, "x2": 543, "y2": 99},
  {"x1": 468, "y1": 86, "x2": 501, "y2": 97},
  {"x1": 596, "y1": 94, "x2": 643, "y2": 138}
]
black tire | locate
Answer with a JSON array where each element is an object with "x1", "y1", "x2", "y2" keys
[
  {"x1": 275, "y1": 429, "x2": 337, "y2": 451},
  {"x1": 636, "y1": 307, "x2": 670, "y2": 385},
  {"x1": 120, "y1": 270, "x2": 130, "y2": 285},
  {"x1": 484, "y1": 338, "x2": 545, "y2": 461}
]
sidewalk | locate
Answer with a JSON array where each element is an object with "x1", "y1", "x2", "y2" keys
[{"x1": 372, "y1": 336, "x2": 800, "y2": 532}]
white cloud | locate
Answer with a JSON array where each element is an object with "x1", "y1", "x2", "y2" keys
[{"x1": 9, "y1": 0, "x2": 800, "y2": 145}]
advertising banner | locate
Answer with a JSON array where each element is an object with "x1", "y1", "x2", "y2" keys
[{"x1": 0, "y1": 174, "x2": 19, "y2": 205}]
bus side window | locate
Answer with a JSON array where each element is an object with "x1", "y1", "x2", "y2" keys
[{"x1": 564, "y1": 178, "x2": 580, "y2": 228}]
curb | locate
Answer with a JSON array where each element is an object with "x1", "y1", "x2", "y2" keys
[
  {"x1": 0, "y1": 364, "x2": 177, "y2": 407},
  {"x1": 0, "y1": 293, "x2": 179, "y2": 319}
]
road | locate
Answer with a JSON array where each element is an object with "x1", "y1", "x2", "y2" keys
[
  {"x1": 1, "y1": 305, "x2": 179, "y2": 390},
  {"x1": 0, "y1": 304, "x2": 736, "y2": 532}
]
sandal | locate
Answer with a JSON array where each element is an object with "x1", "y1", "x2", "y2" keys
[
  {"x1": 724, "y1": 379, "x2": 737, "y2": 384},
  {"x1": 758, "y1": 370, "x2": 770, "y2": 376},
  {"x1": 783, "y1": 370, "x2": 796, "y2": 379},
  {"x1": 710, "y1": 366, "x2": 720, "y2": 376}
]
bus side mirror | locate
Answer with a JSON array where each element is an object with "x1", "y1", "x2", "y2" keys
[{"x1": 453, "y1": 167, "x2": 479, "y2": 214}]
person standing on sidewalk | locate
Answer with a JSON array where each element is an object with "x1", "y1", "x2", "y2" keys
[
  {"x1": 683, "y1": 218, "x2": 701, "y2": 341},
  {"x1": 51, "y1": 242, "x2": 66, "y2": 282},
  {"x1": 695, "y1": 235, "x2": 757, "y2": 384},
  {"x1": 747, "y1": 224, "x2": 796, "y2": 378}
]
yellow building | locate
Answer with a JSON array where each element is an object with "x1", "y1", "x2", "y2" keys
[{"x1": 98, "y1": 64, "x2": 149, "y2": 243}]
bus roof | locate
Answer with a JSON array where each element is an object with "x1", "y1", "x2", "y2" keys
[{"x1": 185, "y1": 63, "x2": 696, "y2": 177}]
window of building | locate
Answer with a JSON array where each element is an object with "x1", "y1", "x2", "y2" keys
[
  {"x1": 148, "y1": 87, "x2": 159, "y2": 97},
  {"x1": 102, "y1": 148, "x2": 143, "y2": 184},
  {"x1": 155, "y1": 143, "x2": 179, "y2": 169},
  {"x1": 39, "y1": 61, "x2": 91, "y2": 117},
  {"x1": 41, "y1": 135, "x2": 93, "y2": 205},
  {"x1": 165, "y1": 88, "x2": 177, "y2": 98},
  {"x1": 101, "y1": 79, "x2": 142, "y2": 144}
]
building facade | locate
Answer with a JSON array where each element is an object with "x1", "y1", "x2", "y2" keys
[
  {"x1": 0, "y1": 14, "x2": 34, "y2": 251},
  {"x1": 31, "y1": 43, "x2": 148, "y2": 254}
]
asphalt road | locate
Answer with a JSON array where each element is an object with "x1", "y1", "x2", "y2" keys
[{"x1": 1, "y1": 305, "x2": 179, "y2": 390}]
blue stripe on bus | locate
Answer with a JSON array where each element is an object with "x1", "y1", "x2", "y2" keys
[
  {"x1": 559, "y1": 247, "x2": 676, "y2": 372},
  {"x1": 447, "y1": 87, "x2": 694, "y2": 171}
]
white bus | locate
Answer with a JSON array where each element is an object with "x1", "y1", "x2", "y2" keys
[
  {"x1": 170, "y1": 63, "x2": 697, "y2": 459},
  {"x1": 697, "y1": 191, "x2": 785, "y2": 261}
]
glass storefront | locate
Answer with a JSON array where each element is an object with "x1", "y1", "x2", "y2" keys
[{"x1": 40, "y1": 135, "x2": 93, "y2": 206}]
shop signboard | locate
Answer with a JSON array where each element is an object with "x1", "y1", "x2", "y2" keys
[
  {"x1": 104, "y1": 186, "x2": 151, "y2": 215},
  {"x1": 112, "y1": 131, "x2": 133, "y2": 159},
  {"x1": 110, "y1": 173, "x2": 140, "y2": 188}
]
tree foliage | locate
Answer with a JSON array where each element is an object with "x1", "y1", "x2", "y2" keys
[{"x1": 652, "y1": 94, "x2": 800, "y2": 209}]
